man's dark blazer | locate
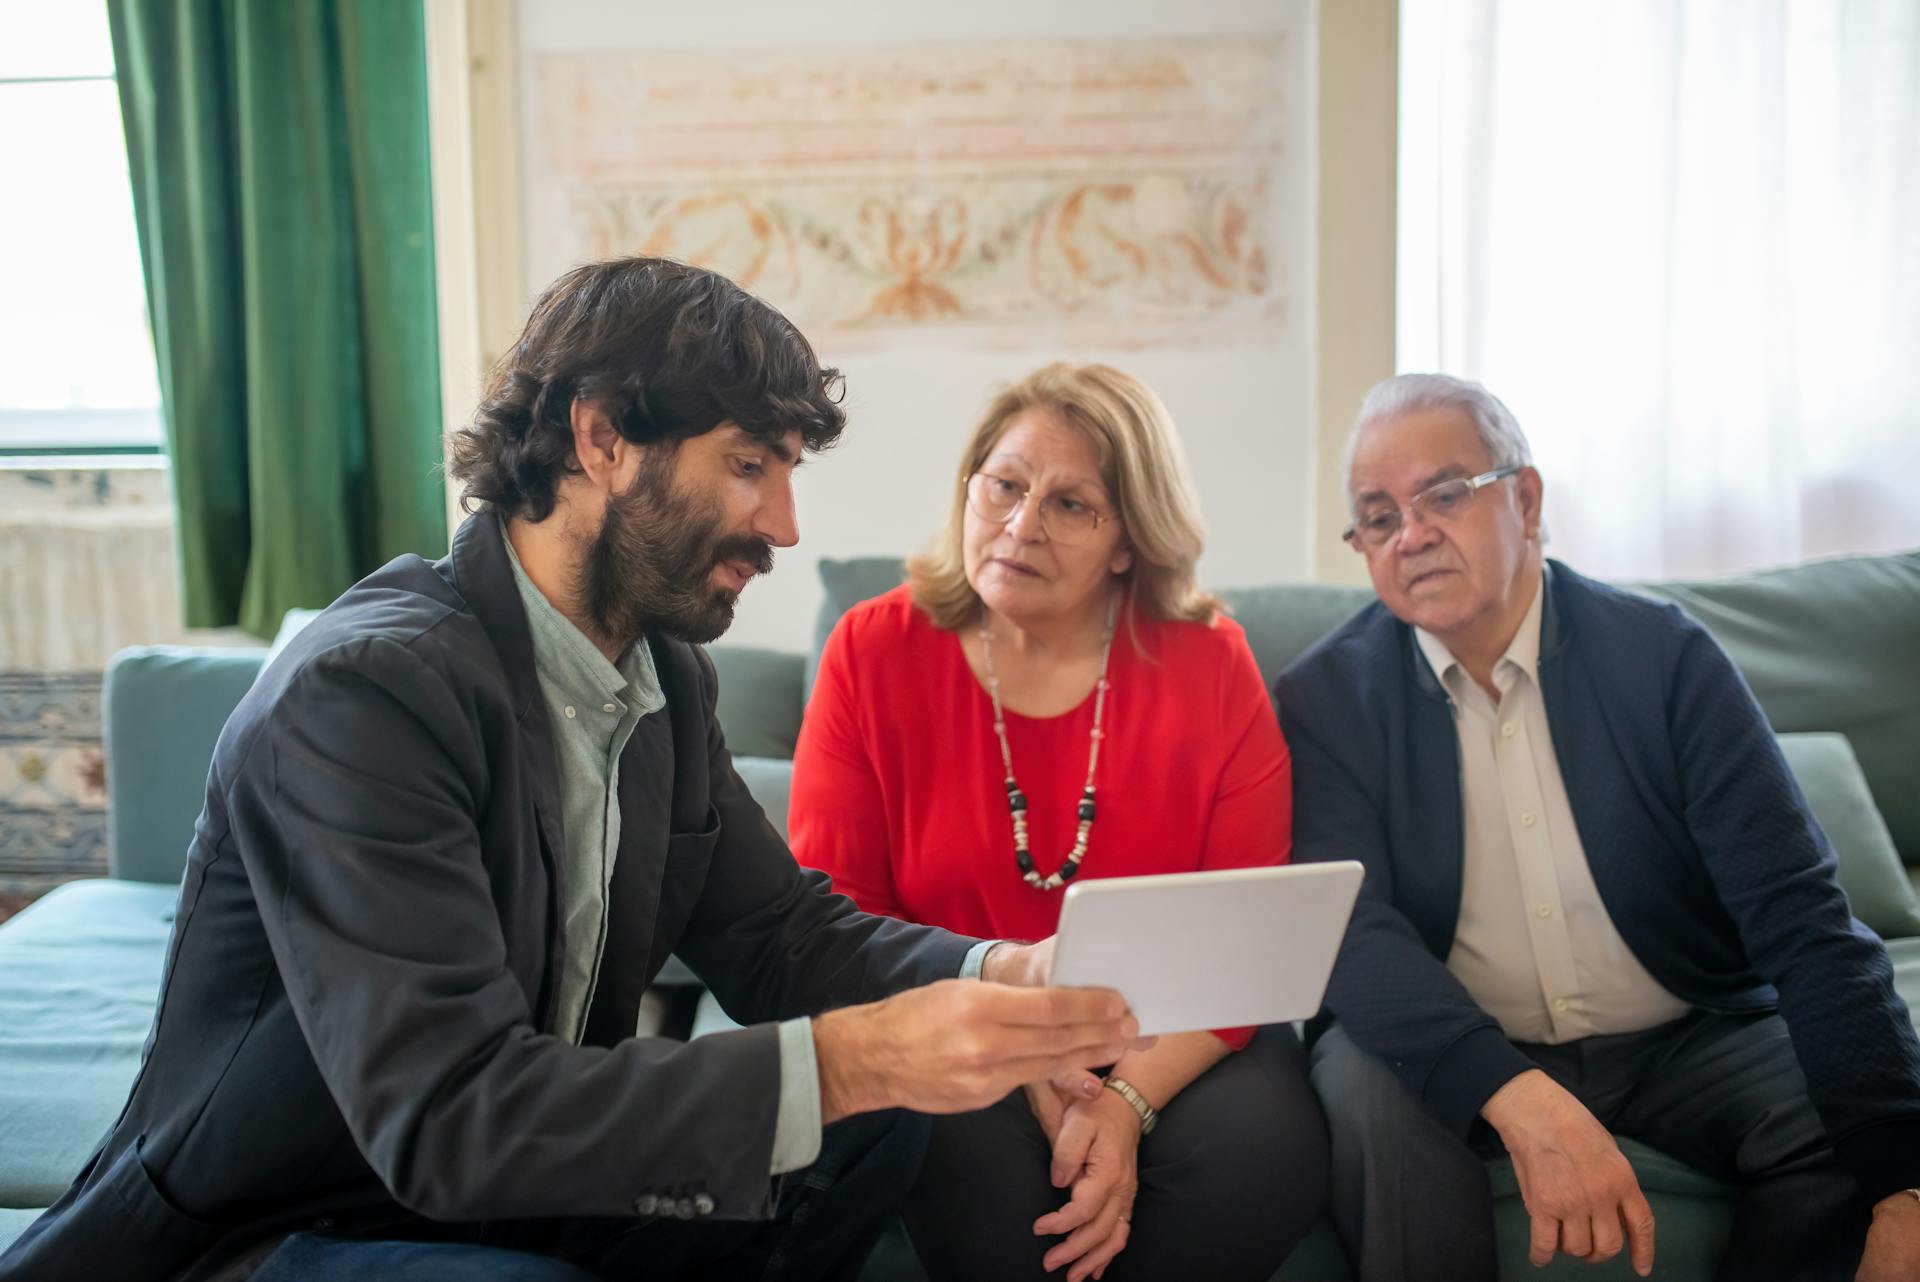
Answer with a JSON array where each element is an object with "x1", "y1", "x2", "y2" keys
[
  {"x1": 0, "y1": 516, "x2": 976, "y2": 1282},
  {"x1": 1275, "y1": 560, "x2": 1920, "y2": 1205}
]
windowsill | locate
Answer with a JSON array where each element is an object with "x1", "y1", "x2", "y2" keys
[
  {"x1": 0, "y1": 459, "x2": 174, "y2": 530},
  {"x1": 0, "y1": 409, "x2": 165, "y2": 454},
  {"x1": 0, "y1": 452, "x2": 167, "y2": 472}
]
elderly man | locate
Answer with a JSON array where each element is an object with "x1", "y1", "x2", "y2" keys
[{"x1": 1275, "y1": 373, "x2": 1920, "y2": 1282}]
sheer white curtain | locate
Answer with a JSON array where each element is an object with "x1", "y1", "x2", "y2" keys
[{"x1": 1397, "y1": 0, "x2": 1920, "y2": 578}]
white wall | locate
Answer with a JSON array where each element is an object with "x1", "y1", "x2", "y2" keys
[{"x1": 513, "y1": 0, "x2": 1317, "y2": 654}]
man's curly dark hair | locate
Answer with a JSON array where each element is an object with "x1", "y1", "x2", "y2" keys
[{"x1": 448, "y1": 257, "x2": 846, "y2": 521}]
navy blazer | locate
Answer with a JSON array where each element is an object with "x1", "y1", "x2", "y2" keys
[
  {"x1": 0, "y1": 516, "x2": 975, "y2": 1282},
  {"x1": 1276, "y1": 560, "x2": 1920, "y2": 1203}
]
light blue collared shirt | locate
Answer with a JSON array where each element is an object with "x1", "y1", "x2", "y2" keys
[{"x1": 502, "y1": 522, "x2": 830, "y2": 1174}]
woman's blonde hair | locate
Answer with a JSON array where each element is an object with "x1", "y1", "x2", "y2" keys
[{"x1": 908, "y1": 362, "x2": 1221, "y2": 631}]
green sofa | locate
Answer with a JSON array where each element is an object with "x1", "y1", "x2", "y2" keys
[{"x1": 2, "y1": 550, "x2": 1916, "y2": 1281}]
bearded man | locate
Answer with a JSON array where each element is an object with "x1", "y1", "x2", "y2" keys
[{"x1": 0, "y1": 259, "x2": 1140, "y2": 1282}]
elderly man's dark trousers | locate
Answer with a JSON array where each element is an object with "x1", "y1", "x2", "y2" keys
[{"x1": 1310, "y1": 1011, "x2": 1867, "y2": 1282}]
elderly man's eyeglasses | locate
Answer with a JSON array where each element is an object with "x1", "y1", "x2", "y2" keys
[
  {"x1": 1343, "y1": 465, "x2": 1522, "y2": 551},
  {"x1": 967, "y1": 471, "x2": 1113, "y2": 545}
]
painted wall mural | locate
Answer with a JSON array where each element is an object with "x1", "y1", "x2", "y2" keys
[{"x1": 530, "y1": 38, "x2": 1288, "y2": 346}]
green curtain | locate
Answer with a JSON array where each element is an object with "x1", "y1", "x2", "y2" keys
[{"x1": 108, "y1": 0, "x2": 446, "y2": 638}]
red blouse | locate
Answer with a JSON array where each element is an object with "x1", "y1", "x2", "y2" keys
[{"x1": 789, "y1": 584, "x2": 1293, "y2": 1049}]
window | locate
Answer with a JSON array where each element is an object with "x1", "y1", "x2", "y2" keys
[
  {"x1": 1396, "y1": 1, "x2": 1920, "y2": 578},
  {"x1": 0, "y1": 3, "x2": 162, "y2": 454}
]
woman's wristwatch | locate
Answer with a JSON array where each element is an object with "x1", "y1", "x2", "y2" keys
[{"x1": 1103, "y1": 1077, "x2": 1159, "y2": 1136}]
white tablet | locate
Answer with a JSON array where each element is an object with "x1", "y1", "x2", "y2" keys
[{"x1": 1048, "y1": 862, "x2": 1365, "y2": 1036}]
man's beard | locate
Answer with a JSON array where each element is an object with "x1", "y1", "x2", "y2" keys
[{"x1": 577, "y1": 449, "x2": 775, "y2": 647}]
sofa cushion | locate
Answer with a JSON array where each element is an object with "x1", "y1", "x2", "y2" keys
[
  {"x1": 710, "y1": 648, "x2": 807, "y2": 761},
  {"x1": 1217, "y1": 582, "x2": 1377, "y2": 680},
  {"x1": 1890, "y1": 937, "x2": 1920, "y2": 1033},
  {"x1": 1776, "y1": 734, "x2": 1920, "y2": 939},
  {"x1": 810, "y1": 558, "x2": 914, "y2": 697},
  {"x1": 0, "y1": 1208, "x2": 42, "y2": 1256},
  {"x1": 809, "y1": 557, "x2": 1381, "y2": 694},
  {"x1": 0, "y1": 879, "x2": 176, "y2": 1208},
  {"x1": 733, "y1": 755, "x2": 793, "y2": 841},
  {"x1": 811, "y1": 553, "x2": 1920, "y2": 863},
  {"x1": 1632, "y1": 552, "x2": 1920, "y2": 864},
  {"x1": 102, "y1": 647, "x2": 266, "y2": 884}
]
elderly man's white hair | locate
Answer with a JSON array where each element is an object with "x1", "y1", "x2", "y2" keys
[{"x1": 1341, "y1": 373, "x2": 1534, "y2": 487}]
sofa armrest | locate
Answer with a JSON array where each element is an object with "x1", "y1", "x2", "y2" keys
[{"x1": 102, "y1": 645, "x2": 266, "y2": 884}]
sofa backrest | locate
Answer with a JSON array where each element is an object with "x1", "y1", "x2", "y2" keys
[
  {"x1": 811, "y1": 550, "x2": 1920, "y2": 863},
  {"x1": 98, "y1": 549, "x2": 1919, "y2": 889},
  {"x1": 1627, "y1": 553, "x2": 1920, "y2": 864},
  {"x1": 101, "y1": 646, "x2": 268, "y2": 884},
  {"x1": 709, "y1": 647, "x2": 806, "y2": 760}
]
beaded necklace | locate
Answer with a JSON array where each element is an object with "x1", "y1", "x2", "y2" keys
[{"x1": 979, "y1": 592, "x2": 1119, "y2": 891}]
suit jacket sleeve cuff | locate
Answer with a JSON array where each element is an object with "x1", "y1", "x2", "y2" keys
[
  {"x1": 1834, "y1": 1118, "x2": 1920, "y2": 1206},
  {"x1": 959, "y1": 939, "x2": 998, "y2": 981},
  {"x1": 768, "y1": 1018, "x2": 823, "y2": 1175},
  {"x1": 1422, "y1": 1024, "x2": 1537, "y2": 1138}
]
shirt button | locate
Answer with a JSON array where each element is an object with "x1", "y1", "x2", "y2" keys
[
  {"x1": 1536, "y1": 902, "x2": 1553, "y2": 918},
  {"x1": 1552, "y1": 998, "x2": 1569, "y2": 1012},
  {"x1": 1502, "y1": 722, "x2": 1517, "y2": 738},
  {"x1": 603, "y1": 702, "x2": 617, "y2": 713},
  {"x1": 563, "y1": 705, "x2": 577, "y2": 719},
  {"x1": 1520, "y1": 811, "x2": 1537, "y2": 828}
]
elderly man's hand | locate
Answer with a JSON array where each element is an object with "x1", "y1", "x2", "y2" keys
[
  {"x1": 1482, "y1": 1069, "x2": 1656, "y2": 1276},
  {"x1": 813, "y1": 981, "x2": 1139, "y2": 1123},
  {"x1": 1857, "y1": 1191, "x2": 1920, "y2": 1282}
]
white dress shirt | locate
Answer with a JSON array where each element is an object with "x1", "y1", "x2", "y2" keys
[{"x1": 1416, "y1": 570, "x2": 1691, "y2": 1044}]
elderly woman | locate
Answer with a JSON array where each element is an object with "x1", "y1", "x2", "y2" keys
[{"x1": 788, "y1": 363, "x2": 1328, "y2": 1282}]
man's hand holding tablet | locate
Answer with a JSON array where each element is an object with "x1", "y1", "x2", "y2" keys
[{"x1": 814, "y1": 938, "x2": 1153, "y2": 1124}]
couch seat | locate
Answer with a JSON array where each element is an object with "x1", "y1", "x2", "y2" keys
[
  {"x1": 0, "y1": 879, "x2": 176, "y2": 1216},
  {"x1": 0, "y1": 1208, "x2": 42, "y2": 1256}
]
